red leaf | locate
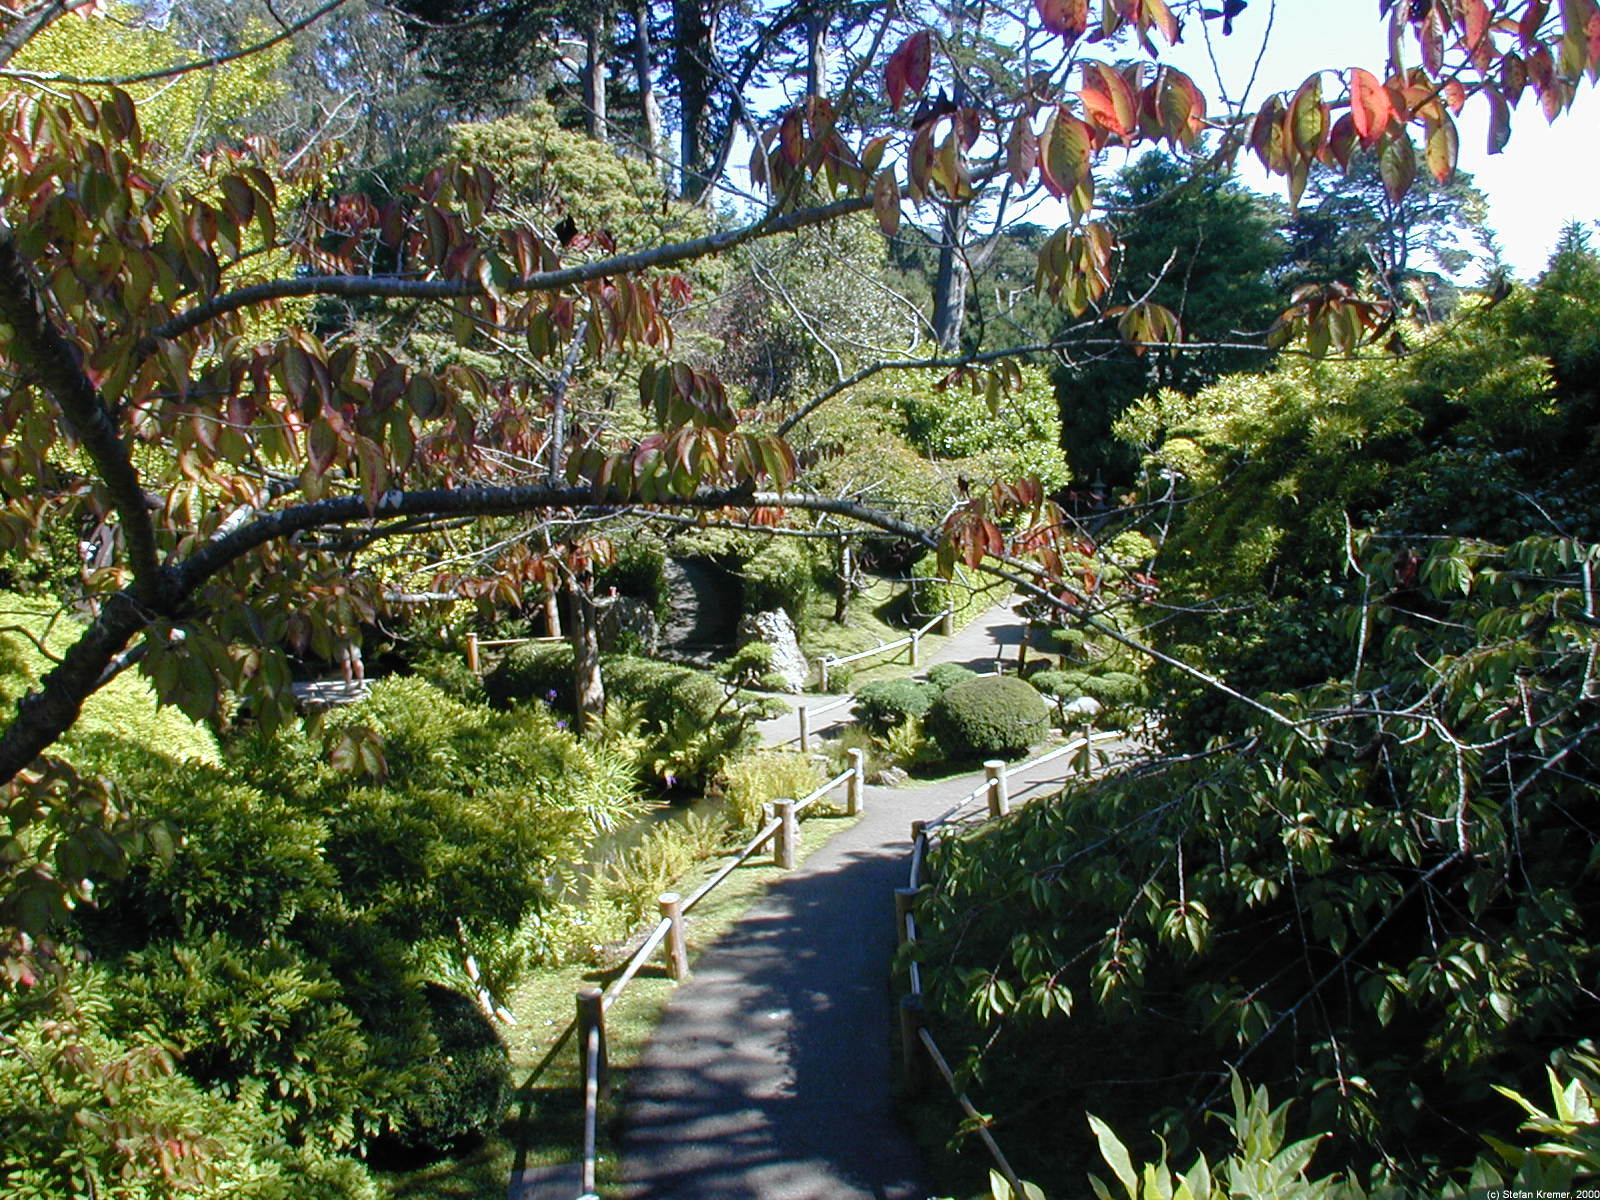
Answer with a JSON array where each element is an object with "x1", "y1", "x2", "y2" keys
[
  {"x1": 885, "y1": 31, "x2": 932, "y2": 111},
  {"x1": 1348, "y1": 67, "x2": 1393, "y2": 146},
  {"x1": 1035, "y1": 0, "x2": 1089, "y2": 41}
]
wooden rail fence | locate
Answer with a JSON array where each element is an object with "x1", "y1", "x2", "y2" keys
[
  {"x1": 558, "y1": 747, "x2": 867, "y2": 1198},
  {"x1": 817, "y1": 608, "x2": 952, "y2": 691}
]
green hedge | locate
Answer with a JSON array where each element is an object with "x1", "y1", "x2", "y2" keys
[
  {"x1": 926, "y1": 662, "x2": 979, "y2": 692},
  {"x1": 603, "y1": 654, "x2": 725, "y2": 730},
  {"x1": 483, "y1": 641, "x2": 574, "y2": 709},
  {"x1": 908, "y1": 558, "x2": 998, "y2": 628},
  {"x1": 925, "y1": 675, "x2": 1050, "y2": 760},
  {"x1": 851, "y1": 678, "x2": 936, "y2": 733}
]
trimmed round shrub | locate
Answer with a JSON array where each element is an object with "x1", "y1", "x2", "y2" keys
[
  {"x1": 926, "y1": 662, "x2": 979, "y2": 693},
  {"x1": 851, "y1": 678, "x2": 936, "y2": 734},
  {"x1": 603, "y1": 654, "x2": 724, "y2": 730},
  {"x1": 1032, "y1": 668, "x2": 1146, "y2": 708},
  {"x1": 376, "y1": 983, "x2": 511, "y2": 1161},
  {"x1": 925, "y1": 676, "x2": 1050, "y2": 760},
  {"x1": 483, "y1": 642, "x2": 574, "y2": 709}
]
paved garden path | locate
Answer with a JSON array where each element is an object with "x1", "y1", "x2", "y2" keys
[{"x1": 616, "y1": 598, "x2": 1082, "y2": 1199}]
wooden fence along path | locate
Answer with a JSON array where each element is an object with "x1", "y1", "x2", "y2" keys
[
  {"x1": 557, "y1": 751, "x2": 868, "y2": 1199},
  {"x1": 817, "y1": 608, "x2": 953, "y2": 691},
  {"x1": 498, "y1": 597, "x2": 1118, "y2": 1198}
]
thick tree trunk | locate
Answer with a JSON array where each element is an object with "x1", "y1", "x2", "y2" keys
[
  {"x1": 583, "y1": 10, "x2": 609, "y2": 142},
  {"x1": 567, "y1": 573, "x2": 605, "y2": 734},
  {"x1": 932, "y1": 202, "x2": 969, "y2": 352},
  {"x1": 633, "y1": 1, "x2": 663, "y2": 169},
  {"x1": 672, "y1": 0, "x2": 714, "y2": 200}
]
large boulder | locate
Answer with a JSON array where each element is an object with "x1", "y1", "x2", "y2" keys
[
  {"x1": 597, "y1": 594, "x2": 660, "y2": 655},
  {"x1": 737, "y1": 609, "x2": 807, "y2": 693}
]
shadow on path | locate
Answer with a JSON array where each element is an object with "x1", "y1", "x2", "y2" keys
[{"x1": 620, "y1": 788, "x2": 926, "y2": 1199}]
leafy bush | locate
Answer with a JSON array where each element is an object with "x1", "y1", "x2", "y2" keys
[
  {"x1": 851, "y1": 678, "x2": 936, "y2": 733},
  {"x1": 718, "y1": 749, "x2": 824, "y2": 832},
  {"x1": 742, "y1": 540, "x2": 816, "y2": 628},
  {"x1": 596, "y1": 541, "x2": 669, "y2": 623},
  {"x1": 408, "y1": 647, "x2": 485, "y2": 703},
  {"x1": 374, "y1": 984, "x2": 510, "y2": 1160},
  {"x1": 482, "y1": 641, "x2": 574, "y2": 709},
  {"x1": 926, "y1": 662, "x2": 979, "y2": 692},
  {"x1": 0, "y1": 967, "x2": 382, "y2": 1200},
  {"x1": 909, "y1": 558, "x2": 1001, "y2": 626},
  {"x1": 915, "y1": 537, "x2": 1600, "y2": 1192},
  {"x1": 924, "y1": 676, "x2": 1049, "y2": 760},
  {"x1": 53, "y1": 676, "x2": 637, "y2": 1176}
]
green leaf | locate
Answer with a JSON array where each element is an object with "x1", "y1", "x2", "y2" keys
[{"x1": 1088, "y1": 1114, "x2": 1140, "y2": 1198}]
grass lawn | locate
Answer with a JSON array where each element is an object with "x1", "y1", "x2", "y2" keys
[
  {"x1": 797, "y1": 574, "x2": 1011, "y2": 691},
  {"x1": 385, "y1": 806, "x2": 861, "y2": 1200}
]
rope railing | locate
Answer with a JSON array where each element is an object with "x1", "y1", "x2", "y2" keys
[
  {"x1": 563, "y1": 747, "x2": 868, "y2": 1197},
  {"x1": 895, "y1": 726, "x2": 1128, "y2": 1193},
  {"x1": 818, "y1": 608, "x2": 952, "y2": 690}
]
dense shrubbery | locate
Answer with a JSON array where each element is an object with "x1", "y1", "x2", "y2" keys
[
  {"x1": 3, "y1": 676, "x2": 638, "y2": 1192},
  {"x1": 925, "y1": 662, "x2": 978, "y2": 692},
  {"x1": 718, "y1": 749, "x2": 825, "y2": 832},
  {"x1": 914, "y1": 243, "x2": 1600, "y2": 1197},
  {"x1": 741, "y1": 540, "x2": 817, "y2": 628},
  {"x1": 924, "y1": 676, "x2": 1049, "y2": 760},
  {"x1": 851, "y1": 677, "x2": 937, "y2": 733},
  {"x1": 483, "y1": 640, "x2": 574, "y2": 709},
  {"x1": 597, "y1": 541, "x2": 669, "y2": 623}
]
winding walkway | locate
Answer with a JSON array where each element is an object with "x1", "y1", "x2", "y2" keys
[{"x1": 614, "y1": 599, "x2": 1077, "y2": 1199}]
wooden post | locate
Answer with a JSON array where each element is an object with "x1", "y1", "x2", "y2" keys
[
  {"x1": 819, "y1": 657, "x2": 831, "y2": 692},
  {"x1": 985, "y1": 760, "x2": 1009, "y2": 818},
  {"x1": 894, "y1": 887, "x2": 919, "y2": 948},
  {"x1": 899, "y1": 994, "x2": 929, "y2": 1094},
  {"x1": 909, "y1": 628, "x2": 921, "y2": 667},
  {"x1": 798, "y1": 704, "x2": 811, "y2": 752},
  {"x1": 465, "y1": 632, "x2": 479, "y2": 675},
  {"x1": 543, "y1": 589, "x2": 563, "y2": 638},
  {"x1": 847, "y1": 748, "x2": 865, "y2": 816},
  {"x1": 910, "y1": 819, "x2": 929, "y2": 885},
  {"x1": 658, "y1": 892, "x2": 689, "y2": 981},
  {"x1": 774, "y1": 799, "x2": 797, "y2": 868},
  {"x1": 940, "y1": 609, "x2": 954, "y2": 636},
  {"x1": 577, "y1": 987, "x2": 608, "y2": 1097}
]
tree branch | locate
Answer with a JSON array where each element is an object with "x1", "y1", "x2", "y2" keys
[
  {"x1": 0, "y1": 0, "x2": 351, "y2": 84},
  {"x1": 148, "y1": 195, "x2": 873, "y2": 344},
  {"x1": 0, "y1": 223, "x2": 163, "y2": 590}
]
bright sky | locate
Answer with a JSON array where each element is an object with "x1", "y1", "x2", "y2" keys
[{"x1": 1158, "y1": 1, "x2": 1600, "y2": 280}]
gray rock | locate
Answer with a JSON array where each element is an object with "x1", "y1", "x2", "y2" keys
[
  {"x1": 736, "y1": 608, "x2": 808, "y2": 693},
  {"x1": 1063, "y1": 695, "x2": 1103, "y2": 720},
  {"x1": 870, "y1": 765, "x2": 909, "y2": 787},
  {"x1": 597, "y1": 594, "x2": 659, "y2": 654}
]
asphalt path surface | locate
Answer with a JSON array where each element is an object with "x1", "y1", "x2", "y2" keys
[{"x1": 612, "y1": 599, "x2": 1102, "y2": 1199}]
